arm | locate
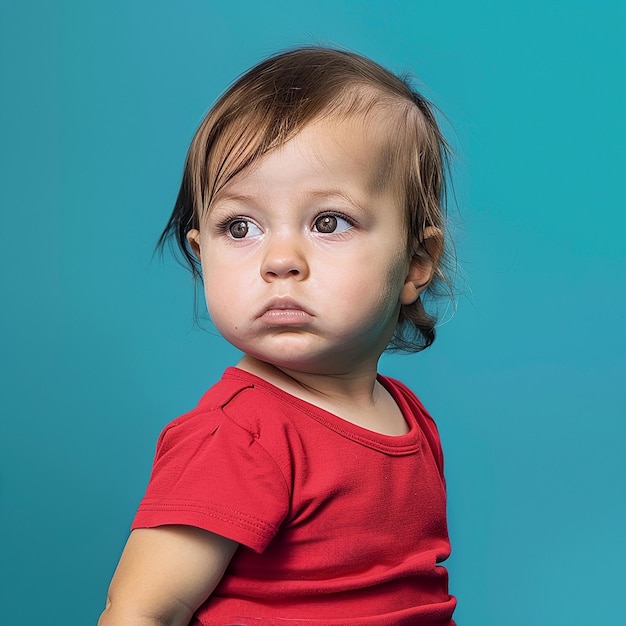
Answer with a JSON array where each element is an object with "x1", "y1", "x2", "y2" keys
[{"x1": 98, "y1": 525, "x2": 238, "y2": 626}]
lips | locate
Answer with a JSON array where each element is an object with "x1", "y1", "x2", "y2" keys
[{"x1": 257, "y1": 297, "x2": 314, "y2": 325}]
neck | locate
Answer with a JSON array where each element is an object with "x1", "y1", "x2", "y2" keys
[
  {"x1": 237, "y1": 355, "x2": 381, "y2": 409},
  {"x1": 236, "y1": 355, "x2": 408, "y2": 436}
]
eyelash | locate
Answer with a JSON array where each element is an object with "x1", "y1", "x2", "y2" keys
[
  {"x1": 315, "y1": 211, "x2": 356, "y2": 227},
  {"x1": 214, "y1": 215, "x2": 257, "y2": 234},
  {"x1": 214, "y1": 211, "x2": 357, "y2": 236}
]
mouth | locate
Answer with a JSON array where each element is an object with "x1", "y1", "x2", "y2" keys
[{"x1": 257, "y1": 297, "x2": 314, "y2": 326}]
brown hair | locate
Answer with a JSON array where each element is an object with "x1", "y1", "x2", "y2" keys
[{"x1": 158, "y1": 46, "x2": 454, "y2": 352}]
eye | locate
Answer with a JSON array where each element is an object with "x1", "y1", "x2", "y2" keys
[
  {"x1": 313, "y1": 214, "x2": 353, "y2": 234},
  {"x1": 227, "y1": 219, "x2": 262, "y2": 239}
]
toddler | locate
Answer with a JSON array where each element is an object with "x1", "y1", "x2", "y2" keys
[{"x1": 99, "y1": 46, "x2": 457, "y2": 625}]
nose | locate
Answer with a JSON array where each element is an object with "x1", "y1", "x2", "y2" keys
[{"x1": 260, "y1": 235, "x2": 309, "y2": 282}]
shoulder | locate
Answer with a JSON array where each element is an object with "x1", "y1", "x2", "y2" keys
[
  {"x1": 378, "y1": 374, "x2": 446, "y2": 474},
  {"x1": 154, "y1": 368, "x2": 301, "y2": 477},
  {"x1": 136, "y1": 369, "x2": 296, "y2": 550},
  {"x1": 160, "y1": 368, "x2": 270, "y2": 427},
  {"x1": 163, "y1": 367, "x2": 298, "y2": 437},
  {"x1": 377, "y1": 374, "x2": 434, "y2": 424}
]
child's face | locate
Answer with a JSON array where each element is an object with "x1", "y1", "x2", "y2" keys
[{"x1": 187, "y1": 116, "x2": 428, "y2": 376}]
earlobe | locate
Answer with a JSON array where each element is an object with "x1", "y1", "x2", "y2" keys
[
  {"x1": 399, "y1": 280, "x2": 421, "y2": 306},
  {"x1": 399, "y1": 226, "x2": 443, "y2": 305},
  {"x1": 187, "y1": 229, "x2": 201, "y2": 258}
]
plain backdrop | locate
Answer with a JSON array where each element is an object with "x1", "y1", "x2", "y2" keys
[{"x1": 1, "y1": 1, "x2": 624, "y2": 624}]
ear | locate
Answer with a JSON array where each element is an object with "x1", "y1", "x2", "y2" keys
[
  {"x1": 186, "y1": 229, "x2": 201, "y2": 258},
  {"x1": 399, "y1": 226, "x2": 444, "y2": 305}
]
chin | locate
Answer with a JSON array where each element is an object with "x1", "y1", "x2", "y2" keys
[
  {"x1": 228, "y1": 333, "x2": 376, "y2": 375},
  {"x1": 256, "y1": 349, "x2": 360, "y2": 377},
  {"x1": 239, "y1": 343, "x2": 327, "y2": 373}
]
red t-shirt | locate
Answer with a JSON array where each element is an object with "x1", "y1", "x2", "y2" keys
[{"x1": 133, "y1": 368, "x2": 456, "y2": 625}]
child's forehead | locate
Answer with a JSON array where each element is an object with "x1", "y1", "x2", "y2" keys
[
  {"x1": 304, "y1": 109, "x2": 396, "y2": 146},
  {"x1": 268, "y1": 107, "x2": 403, "y2": 174},
  {"x1": 196, "y1": 86, "x2": 412, "y2": 216},
  {"x1": 208, "y1": 113, "x2": 402, "y2": 211},
  {"x1": 301, "y1": 112, "x2": 402, "y2": 192}
]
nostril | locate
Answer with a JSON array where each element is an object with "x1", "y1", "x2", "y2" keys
[
  {"x1": 260, "y1": 247, "x2": 309, "y2": 280},
  {"x1": 264, "y1": 268, "x2": 300, "y2": 279}
]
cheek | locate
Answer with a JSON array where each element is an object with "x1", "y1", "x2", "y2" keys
[
  {"x1": 201, "y1": 264, "x2": 234, "y2": 315},
  {"x1": 201, "y1": 259, "x2": 257, "y2": 328},
  {"x1": 334, "y1": 254, "x2": 408, "y2": 320},
  {"x1": 203, "y1": 277, "x2": 243, "y2": 310},
  {"x1": 370, "y1": 246, "x2": 411, "y2": 292}
]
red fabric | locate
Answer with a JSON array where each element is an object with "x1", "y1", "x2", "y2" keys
[{"x1": 133, "y1": 368, "x2": 456, "y2": 625}]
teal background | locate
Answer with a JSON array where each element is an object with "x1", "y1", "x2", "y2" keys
[{"x1": 1, "y1": 1, "x2": 624, "y2": 624}]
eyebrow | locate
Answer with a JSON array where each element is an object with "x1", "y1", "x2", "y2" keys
[
  {"x1": 211, "y1": 192, "x2": 256, "y2": 205},
  {"x1": 303, "y1": 189, "x2": 364, "y2": 205},
  {"x1": 212, "y1": 189, "x2": 368, "y2": 212}
]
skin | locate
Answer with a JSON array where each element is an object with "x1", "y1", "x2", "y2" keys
[
  {"x1": 99, "y1": 114, "x2": 439, "y2": 625},
  {"x1": 188, "y1": 115, "x2": 437, "y2": 431},
  {"x1": 98, "y1": 527, "x2": 237, "y2": 626}
]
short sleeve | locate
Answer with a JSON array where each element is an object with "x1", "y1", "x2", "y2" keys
[{"x1": 131, "y1": 403, "x2": 290, "y2": 553}]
